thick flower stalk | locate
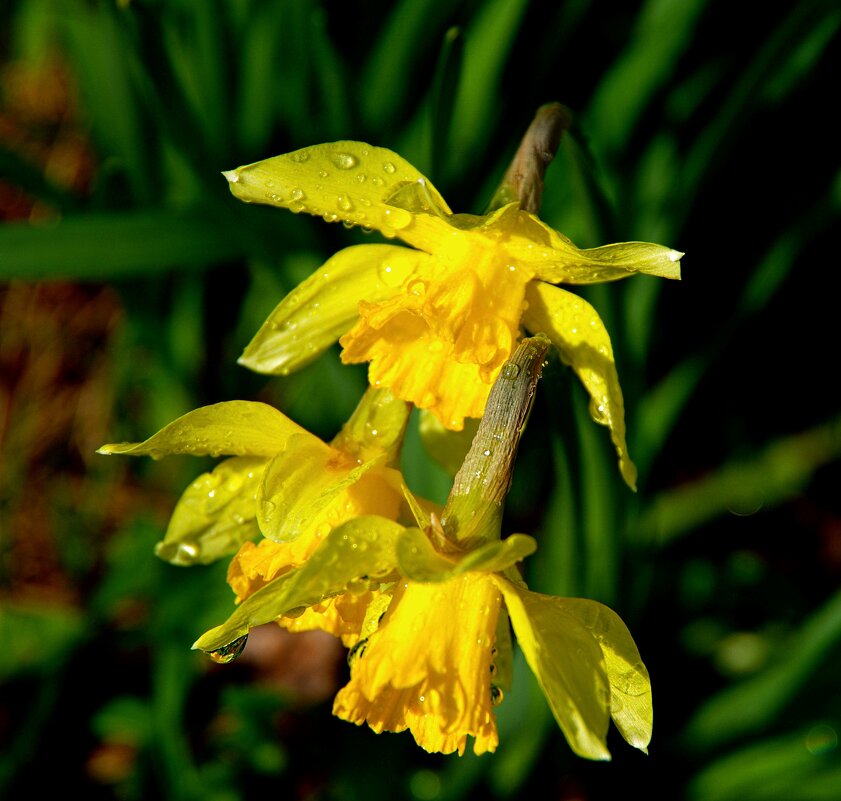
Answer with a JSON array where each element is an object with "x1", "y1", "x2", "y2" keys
[
  {"x1": 194, "y1": 337, "x2": 652, "y2": 758},
  {"x1": 224, "y1": 122, "x2": 681, "y2": 488}
]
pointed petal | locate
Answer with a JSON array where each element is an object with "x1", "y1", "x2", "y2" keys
[
  {"x1": 396, "y1": 527, "x2": 536, "y2": 583},
  {"x1": 499, "y1": 209, "x2": 681, "y2": 284},
  {"x1": 522, "y1": 282, "x2": 637, "y2": 489},
  {"x1": 239, "y1": 244, "x2": 432, "y2": 375},
  {"x1": 155, "y1": 456, "x2": 265, "y2": 566},
  {"x1": 495, "y1": 578, "x2": 612, "y2": 760},
  {"x1": 223, "y1": 141, "x2": 451, "y2": 238},
  {"x1": 97, "y1": 401, "x2": 307, "y2": 459},
  {"x1": 257, "y1": 434, "x2": 404, "y2": 543},
  {"x1": 330, "y1": 386, "x2": 412, "y2": 465},
  {"x1": 193, "y1": 515, "x2": 405, "y2": 653},
  {"x1": 559, "y1": 599, "x2": 653, "y2": 753}
]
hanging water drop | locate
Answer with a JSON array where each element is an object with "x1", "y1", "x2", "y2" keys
[{"x1": 207, "y1": 634, "x2": 248, "y2": 664}]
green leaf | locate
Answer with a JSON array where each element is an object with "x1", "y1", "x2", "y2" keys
[
  {"x1": 634, "y1": 415, "x2": 841, "y2": 545},
  {"x1": 585, "y1": 0, "x2": 708, "y2": 157},
  {"x1": 684, "y1": 586, "x2": 841, "y2": 751},
  {"x1": 0, "y1": 208, "x2": 245, "y2": 280}
]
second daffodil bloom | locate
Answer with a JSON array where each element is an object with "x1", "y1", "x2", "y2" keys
[
  {"x1": 224, "y1": 133, "x2": 682, "y2": 488},
  {"x1": 98, "y1": 387, "x2": 412, "y2": 650},
  {"x1": 194, "y1": 337, "x2": 652, "y2": 758}
]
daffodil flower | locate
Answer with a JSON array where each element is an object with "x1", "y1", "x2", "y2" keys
[
  {"x1": 194, "y1": 337, "x2": 652, "y2": 758},
  {"x1": 225, "y1": 141, "x2": 682, "y2": 488},
  {"x1": 98, "y1": 387, "x2": 410, "y2": 573}
]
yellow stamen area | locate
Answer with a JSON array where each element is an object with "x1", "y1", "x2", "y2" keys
[
  {"x1": 340, "y1": 228, "x2": 533, "y2": 430},
  {"x1": 333, "y1": 573, "x2": 501, "y2": 755}
]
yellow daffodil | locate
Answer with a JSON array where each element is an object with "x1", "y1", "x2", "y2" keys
[
  {"x1": 98, "y1": 386, "x2": 409, "y2": 580},
  {"x1": 194, "y1": 337, "x2": 652, "y2": 758},
  {"x1": 224, "y1": 140, "x2": 682, "y2": 488}
]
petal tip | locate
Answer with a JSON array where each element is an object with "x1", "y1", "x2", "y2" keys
[{"x1": 222, "y1": 169, "x2": 240, "y2": 185}]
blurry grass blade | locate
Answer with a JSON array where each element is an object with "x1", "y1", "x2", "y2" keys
[
  {"x1": 689, "y1": 727, "x2": 841, "y2": 801},
  {"x1": 359, "y1": 0, "x2": 452, "y2": 131},
  {"x1": 428, "y1": 26, "x2": 463, "y2": 179},
  {"x1": 761, "y1": 8, "x2": 841, "y2": 104},
  {"x1": 0, "y1": 602, "x2": 85, "y2": 680},
  {"x1": 679, "y1": 1, "x2": 837, "y2": 215},
  {"x1": 58, "y1": 0, "x2": 152, "y2": 200},
  {"x1": 446, "y1": 0, "x2": 531, "y2": 177},
  {"x1": 0, "y1": 146, "x2": 81, "y2": 212},
  {"x1": 572, "y1": 385, "x2": 617, "y2": 604},
  {"x1": 0, "y1": 208, "x2": 244, "y2": 279},
  {"x1": 632, "y1": 354, "x2": 706, "y2": 481},
  {"x1": 310, "y1": 7, "x2": 351, "y2": 137},
  {"x1": 235, "y1": 2, "x2": 287, "y2": 152},
  {"x1": 585, "y1": 0, "x2": 707, "y2": 157},
  {"x1": 684, "y1": 586, "x2": 841, "y2": 752},
  {"x1": 635, "y1": 415, "x2": 841, "y2": 545},
  {"x1": 740, "y1": 168, "x2": 841, "y2": 315}
]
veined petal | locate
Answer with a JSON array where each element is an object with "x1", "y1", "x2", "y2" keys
[
  {"x1": 333, "y1": 574, "x2": 501, "y2": 755},
  {"x1": 193, "y1": 515, "x2": 404, "y2": 653},
  {"x1": 330, "y1": 386, "x2": 412, "y2": 465},
  {"x1": 558, "y1": 599, "x2": 653, "y2": 753},
  {"x1": 504, "y1": 211, "x2": 682, "y2": 284},
  {"x1": 97, "y1": 401, "x2": 308, "y2": 459},
  {"x1": 223, "y1": 141, "x2": 451, "y2": 240},
  {"x1": 494, "y1": 577, "x2": 612, "y2": 761},
  {"x1": 155, "y1": 456, "x2": 265, "y2": 566},
  {"x1": 239, "y1": 245, "x2": 432, "y2": 375},
  {"x1": 396, "y1": 527, "x2": 536, "y2": 583},
  {"x1": 522, "y1": 282, "x2": 637, "y2": 489},
  {"x1": 257, "y1": 434, "x2": 404, "y2": 542}
]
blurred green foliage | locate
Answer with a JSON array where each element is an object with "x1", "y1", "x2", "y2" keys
[{"x1": 1, "y1": 0, "x2": 840, "y2": 799}]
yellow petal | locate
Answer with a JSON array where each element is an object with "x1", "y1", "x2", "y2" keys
[
  {"x1": 155, "y1": 456, "x2": 265, "y2": 566},
  {"x1": 223, "y1": 141, "x2": 451, "y2": 239},
  {"x1": 228, "y1": 538, "x2": 392, "y2": 647},
  {"x1": 522, "y1": 282, "x2": 637, "y2": 489},
  {"x1": 333, "y1": 574, "x2": 501, "y2": 755},
  {"x1": 97, "y1": 401, "x2": 306, "y2": 459},
  {"x1": 559, "y1": 599, "x2": 653, "y2": 753},
  {"x1": 503, "y1": 211, "x2": 682, "y2": 284},
  {"x1": 339, "y1": 222, "x2": 531, "y2": 429},
  {"x1": 330, "y1": 386, "x2": 412, "y2": 465},
  {"x1": 495, "y1": 578, "x2": 612, "y2": 760},
  {"x1": 257, "y1": 434, "x2": 403, "y2": 542},
  {"x1": 239, "y1": 245, "x2": 432, "y2": 375},
  {"x1": 193, "y1": 515, "x2": 404, "y2": 653}
]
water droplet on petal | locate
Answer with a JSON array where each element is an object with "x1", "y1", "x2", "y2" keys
[
  {"x1": 290, "y1": 188, "x2": 306, "y2": 201},
  {"x1": 332, "y1": 152, "x2": 358, "y2": 170},
  {"x1": 383, "y1": 161, "x2": 396, "y2": 174},
  {"x1": 207, "y1": 634, "x2": 248, "y2": 664},
  {"x1": 490, "y1": 686, "x2": 504, "y2": 706},
  {"x1": 291, "y1": 150, "x2": 310, "y2": 163},
  {"x1": 337, "y1": 194, "x2": 354, "y2": 212},
  {"x1": 382, "y1": 207, "x2": 412, "y2": 230}
]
